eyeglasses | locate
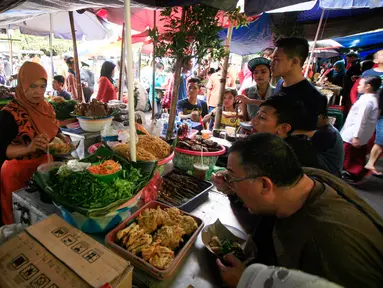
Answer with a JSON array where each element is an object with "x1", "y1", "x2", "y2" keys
[{"x1": 223, "y1": 173, "x2": 258, "y2": 184}]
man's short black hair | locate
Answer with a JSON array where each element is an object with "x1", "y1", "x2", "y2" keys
[
  {"x1": 188, "y1": 77, "x2": 201, "y2": 88},
  {"x1": 260, "y1": 95, "x2": 306, "y2": 133},
  {"x1": 66, "y1": 57, "x2": 74, "y2": 65},
  {"x1": 229, "y1": 133, "x2": 304, "y2": 187},
  {"x1": 53, "y1": 75, "x2": 65, "y2": 85},
  {"x1": 275, "y1": 37, "x2": 309, "y2": 67},
  {"x1": 363, "y1": 76, "x2": 382, "y2": 92}
]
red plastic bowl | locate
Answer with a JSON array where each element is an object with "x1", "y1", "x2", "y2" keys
[
  {"x1": 158, "y1": 150, "x2": 174, "y2": 165},
  {"x1": 175, "y1": 144, "x2": 226, "y2": 156}
]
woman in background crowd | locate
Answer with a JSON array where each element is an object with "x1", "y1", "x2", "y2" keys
[
  {"x1": 237, "y1": 57, "x2": 275, "y2": 121},
  {"x1": 203, "y1": 89, "x2": 241, "y2": 129},
  {"x1": 96, "y1": 61, "x2": 117, "y2": 103},
  {"x1": 326, "y1": 60, "x2": 346, "y2": 87}
]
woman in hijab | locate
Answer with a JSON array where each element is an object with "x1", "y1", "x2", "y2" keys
[
  {"x1": 0, "y1": 62, "x2": 68, "y2": 224},
  {"x1": 326, "y1": 60, "x2": 346, "y2": 87},
  {"x1": 96, "y1": 61, "x2": 117, "y2": 103}
]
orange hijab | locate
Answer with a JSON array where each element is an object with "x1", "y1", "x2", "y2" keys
[{"x1": 15, "y1": 62, "x2": 59, "y2": 140}]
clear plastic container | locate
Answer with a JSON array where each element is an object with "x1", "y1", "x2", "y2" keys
[{"x1": 193, "y1": 163, "x2": 209, "y2": 180}]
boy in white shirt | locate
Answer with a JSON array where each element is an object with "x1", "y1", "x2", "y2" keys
[{"x1": 341, "y1": 76, "x2": 382, "y2": 182}]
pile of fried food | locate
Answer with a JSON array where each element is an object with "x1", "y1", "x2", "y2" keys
[
  {"x1": 208, "y1": 236, "x2": 246, "y2": 261},
  {"x1": 177, "y1": 137, "x2": 221, "y2": 153},
  {"x1": 73, "y1": 99, "x2": 113, "y2": 117},
  {"x1": 116, "y1": 206, "x2": 198, "y2": 270},
  {"x1": 50, "y1": 96, "x2": 66, "y2": 103},
  {"x1": 114, "y1": 135, "x2": 171, "y2": 161},
  {"x1": 48, "y1": 137, "x2": 72, "y2": 155}
]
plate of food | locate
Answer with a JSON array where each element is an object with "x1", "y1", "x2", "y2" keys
[
  {"x1": 202, "y1": 219, "x2": 255, "y2": 264},
  {"x1": 320, "y1": 89, "x2": 334, "y2": 98},
  {"x1": 105, "y1": 201, "x2": 204, "y2": 279},
  {"x1": 48, "y1": 137, "x2": 76, "y2": 156},
  {"x1": 87, "y1": 160, "x2": 122, "y2": 183},
  {"x1": 114, "y1": 134, "x2": 172, "y2": 162},
  {"x1": 71, "y1": 99, "x2": 118, "y2": 119}
]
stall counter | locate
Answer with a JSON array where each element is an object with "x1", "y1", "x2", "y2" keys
[{"x1": 11, "y1": 188, "x2": 257, "y2": 288}]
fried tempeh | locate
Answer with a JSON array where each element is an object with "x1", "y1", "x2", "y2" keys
[
  {"x1": 122, "y1": 224, "x2": 140, "y2": 247},
  {"x1": 127, "y1": 234, "x2": 153, "y2": 252},
  {"x1": 116, "y1": 222, "x2": 137, "y2": 241},
  {"x1": 126, "y1": 229, "x2": 145, "y2": 248}
]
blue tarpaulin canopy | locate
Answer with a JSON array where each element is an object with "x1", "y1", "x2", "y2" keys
[
  {"x1": 219, "y1": 14, "x2": 273, "y2": 56},
  {"x1": 228, "y1": 0, "x2": 383, "y2": 55},
  {"x1": 334, "y1": 30, "x2": 383, "y2": 48},
  {"x1": 245, "y1": 0, "x2": 383, "y2": 16},
  {"x1": 298, "y1": 1, "x2": 383, "y2": 21}
]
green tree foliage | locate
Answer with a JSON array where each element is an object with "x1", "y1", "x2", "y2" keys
[
  {"x1": 149, "y1": 5, "x2": 247, "y2": 138},
  {"x1": 150, "y1": 6, "x2": 225, "y2": 63},
  {"x1": 150, "y1": 6, "x2": 247, "y2": 63},
  {"x1": 15, "y1": 31, "x2": 72, "y2": 56}
]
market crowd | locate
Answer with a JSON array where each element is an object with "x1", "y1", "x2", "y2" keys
[
  {"x1": 0, "y1": 37, "x2": 383, "y2": 288},
  {"x1": 166, "y1": 37, "x2": 383, "y2": 287}
]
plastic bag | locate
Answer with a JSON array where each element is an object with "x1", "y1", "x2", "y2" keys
[
  {"x1": 118, "y1": 129, "x2": 138, "y2": 144},
  {"x1": 0, "y1": 224, "x2": 26, "y2": 245},
  {"x1": 102, "y1": 121, "x2": 125, "y2": 138},
  {"x1": 141, "y1": 172, "x2": 162, "y2": 203}
]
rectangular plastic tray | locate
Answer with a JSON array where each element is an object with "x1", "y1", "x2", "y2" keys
[
  {"x1": 104, "y1": 201, "x2": 204, "y2": 280},
  {"x1": 158, "y1": 169, "x2": 213, "y2": 212}
]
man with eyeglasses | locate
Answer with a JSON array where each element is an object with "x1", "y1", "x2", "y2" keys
[{"x1": 212, "y1": 133, "x2": 383, "y2": 288}]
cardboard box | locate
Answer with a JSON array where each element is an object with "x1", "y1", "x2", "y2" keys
[{"x1": 0, "y1": 214, "x2": 133, "y2": 288}]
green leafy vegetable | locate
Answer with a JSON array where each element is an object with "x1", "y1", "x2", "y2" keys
[
  {"x1": 220, "y1": 239, "x2": 246, "y2": 262},
  {"x1": 50, "y1": 100, "x2": 77, "y2": 120},
  {"x1": 49, "y1": 166, "x2": 142, "y2": 209}
]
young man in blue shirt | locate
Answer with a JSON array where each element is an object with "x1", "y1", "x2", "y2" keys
[{"x1": 52, "y1": 75, "x2": 71, "y2": 100}]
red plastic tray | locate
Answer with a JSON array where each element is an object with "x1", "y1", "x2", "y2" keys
[{"x1": 105, "y1": 201, "x2": 204, "y2": 280}]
